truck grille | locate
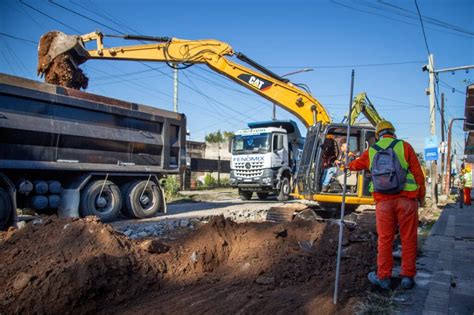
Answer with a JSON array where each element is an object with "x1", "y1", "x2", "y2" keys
[{"x1": 234, "y1": 161, "x2": 264, "y2": 178}]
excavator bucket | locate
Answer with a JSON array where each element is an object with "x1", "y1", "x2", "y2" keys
[{"x1": 37, "y1": 31, "x2": 90, "y2": 90}]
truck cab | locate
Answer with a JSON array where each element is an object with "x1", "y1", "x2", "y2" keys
[{"x1": 229, "y1": 120, "x2": 304, "y2": 201}]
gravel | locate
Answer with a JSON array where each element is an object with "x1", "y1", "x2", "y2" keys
[{"x1": 114, "y1": 207, "x2": 271, "y2": 240}]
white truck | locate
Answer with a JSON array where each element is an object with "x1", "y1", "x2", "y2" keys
[{"x1": 229, "y1": 120, "x2": 304, "y2": 201}]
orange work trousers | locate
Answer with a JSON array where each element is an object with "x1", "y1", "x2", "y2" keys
[
  {"x1": 464, "y1": 188, "x2": 471, "y2": 205},
  {"x1": 375, "y1": 197, "x2": 419, "y2": 279}
]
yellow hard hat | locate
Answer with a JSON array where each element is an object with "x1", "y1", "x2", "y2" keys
[{"x1": 376, "y1": 120, "x2": 395, "y2": 135}]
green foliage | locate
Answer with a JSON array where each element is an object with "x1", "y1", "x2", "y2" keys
[
  {"x1": 164, "y1": 175, "x2": 180, "y2": 198},
  {"x1": 220, "y1": 177, "x2": 230, "y2": 187},
  {"x1": 205, "y1": 130, "x2": 234, "y2": 143},
  {"x1": 223, "y1": 131, "x2": 234, "y2": 141},
  {"x1": 204, "y1": 173, "x2": 216, "y2": 187}
]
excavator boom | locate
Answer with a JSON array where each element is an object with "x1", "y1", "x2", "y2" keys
[
  {"x1": 37, "y1": 31, "x2": 330, "y2": 128},
  {"x1": 342, "y1": 92, "x2": 383, "y2": 127}
]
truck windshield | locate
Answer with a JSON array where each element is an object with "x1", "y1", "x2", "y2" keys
[{"x1": 232, "y1": 133, "x2": 271, "y2": 154}]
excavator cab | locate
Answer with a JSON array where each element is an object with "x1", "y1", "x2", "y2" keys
[{"x1": 294, "y1": 123, "x2": 376, "y2": 209}]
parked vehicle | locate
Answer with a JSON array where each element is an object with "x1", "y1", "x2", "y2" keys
[{"x1": 0, "y1": 73, "x2": 186, "y2": 229}]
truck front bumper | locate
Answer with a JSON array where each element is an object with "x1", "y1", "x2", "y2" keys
[{"x1": 230, "y1": 169, "x2": 276, "y2": 191}]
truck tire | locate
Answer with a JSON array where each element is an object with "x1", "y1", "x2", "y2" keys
[
  {"x1": 123, "y1": 180, "x2": 162, "y2": 219},
  {"x1": 0, "y1": 187, "x2": 12, "y2": 231},
  {"x1": 239, "y1": 190, "x2": 253, "y2": 201},
  {"x1": 257, "y1": 192, "x2": 268, "y2": 200},
  {"x1": 80, "y1": 180, "x2": 122, "y2": 222},
  {"x1": 277, "y1": 177, "x2": 290, "y2": 201}
]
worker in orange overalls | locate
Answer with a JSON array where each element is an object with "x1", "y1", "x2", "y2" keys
[
  {"x1": 463, "y1": 164, "x2": 472, "y2": 205},
  {"x1": 347, "y1": 121, "x2": 426, "y2": 290}
]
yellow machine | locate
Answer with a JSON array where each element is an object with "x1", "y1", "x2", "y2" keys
[
  {"x1": 38, "y1": 31, "x2": 378, "y2": 209},
  {"x1": 343, "y1": 92, "x2": 383, "y2": 127}
]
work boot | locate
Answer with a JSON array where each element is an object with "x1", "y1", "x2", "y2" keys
[
  {"x1": 322, "y1": 185, "x2": 329, "y2": 193},
  {"x1": 401, "y1": 276, "x2": 416, "y2": 290},
  {"x1": 368, "y1": 271, "x2": 391, "y2": 290}
]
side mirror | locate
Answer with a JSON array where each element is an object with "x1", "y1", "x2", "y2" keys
[{"x1": 228, "y1": 139, "x2": 233, "y2": 153}]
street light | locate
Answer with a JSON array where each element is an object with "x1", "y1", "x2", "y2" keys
[{"x1": 272, "y1": 68, "x2": 314, "y2": 120}]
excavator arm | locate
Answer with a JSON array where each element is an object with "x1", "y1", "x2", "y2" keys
[
  {"x1": 38, "y1": 31, "x2": 330, "y2": 128},
  {"x1": 342, "y1": 92, "x2": 383, "y2": 127}
]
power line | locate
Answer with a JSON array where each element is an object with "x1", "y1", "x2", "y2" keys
[
  {"x1": 377, "y1": 0, "x2": 474, "y2": 37},
  {"x1": 414, "y1": 0, "x2": 431, "y2": 56},
  {"x1": 438, "y1": 79, "x2": 467, "y2": 95},
  {"x1": 0, "y1": 32, "x2": 37, "y2": 45},
  {"x1": 267, "y1": 60, "x2": 425, "y2": 69},
  {"x1": 331, "y1": 0, "x2": 472, "y2": 39},
  {"x1": 370, "y1": 95, "x2": 428, "y2": 108},
  {"x1": 48, "y1": 0, "x2": 123, "y2": 34},
  {"x1": 19, "y1": 0, "x2": 82, "y2": 33}
]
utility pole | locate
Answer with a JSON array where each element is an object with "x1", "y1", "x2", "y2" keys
[
  {"x1": 173, "y1": 66, "x2": 178, "y2": 112},
  {"x1": 440, "y1": 93, "x2": 445, "y2": 194},
  {"x1": 427, "y1": 54, "x2": 438, "y2": 205},
  {"x1": 445, "y1": 118, "x2": 465, "y2": 195}
]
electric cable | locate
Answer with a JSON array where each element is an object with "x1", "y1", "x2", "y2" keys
[
  {"x1": 414, "y1": 0, "x2": 431, "y2": 56},
  {"x1": 0, "y1": 32, "x2": 37, "y2": 45},
  {"x1": 19, "y1": 0, "x2": 82, "y2": 33}
]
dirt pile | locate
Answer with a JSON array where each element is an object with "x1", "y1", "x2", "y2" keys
[
  {"x1": 0, "y1": 216, "x2": 164, "y2": 314},
  {"x1": 145, "y1": 216, "x2": 376, "y2": 314},
  {"x1": 1, "y1": 215, "x2": 376, "y2": 314},
  {"x1": 37, "y1": 31, "x2": 89, "y2": 89}
]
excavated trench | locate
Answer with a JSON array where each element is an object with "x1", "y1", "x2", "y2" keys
[{"x1": 0, "y1": 214, "x2": 376, "y2": 314}]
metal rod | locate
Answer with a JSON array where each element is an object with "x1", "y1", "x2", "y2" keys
[
  {"x1": 140, "y1": 174, "x2": 152, "y2": 200},
  {"x1": 435, "y1": 64, "x2": 474, "y2": 74},
  {"x1": 98, "y1": 173, "x2": 109, "y2": 199},
  {"x1": 333, "y1": 69, "x2": 355, "y2": 304}
]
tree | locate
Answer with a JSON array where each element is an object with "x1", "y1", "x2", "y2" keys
[
  {"x1": 205, "y1": 130, "x2": 234, "y2": 143},
  {"x1": 223, "y1": 131, "x2": 234, "y2": 141}
]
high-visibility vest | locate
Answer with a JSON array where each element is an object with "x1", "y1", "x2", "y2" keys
[
  {"x1": 464, "y1": 171, "x2": 472, "y2": 188},
  {"x1": 368, "y1": 138, "x2": 418, "y2": 193}
]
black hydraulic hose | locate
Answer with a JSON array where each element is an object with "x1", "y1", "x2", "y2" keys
[
  {"x1": 235, "y1": 52, "x2": 290, "y2": 83},
  {"x1": 105, "y1": 34, "x2": 171, "y2": 42}
]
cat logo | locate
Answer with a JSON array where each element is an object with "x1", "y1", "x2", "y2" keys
[{"x1": 237, "y1": 74, "x2": 272, "y2": 91}]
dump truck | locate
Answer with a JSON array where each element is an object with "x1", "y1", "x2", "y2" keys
[
  {"x1": 230, "y1": 120, "x2": 304, "y2": 201},
  {"x1": 0, "y1": 73, "x2": 186, "y2": 229}
]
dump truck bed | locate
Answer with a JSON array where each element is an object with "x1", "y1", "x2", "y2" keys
[{"x1": 0, "y1": 73, "x2": 186, "y2": 173}]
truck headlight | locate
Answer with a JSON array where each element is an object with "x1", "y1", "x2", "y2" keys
[{"x1": 262, "y1": 177, "x2": 272, "y2": 184}]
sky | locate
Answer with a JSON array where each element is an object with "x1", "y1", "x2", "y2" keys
[{"x1": 0, "y1": 0, "x2": 473, "y2": 161}]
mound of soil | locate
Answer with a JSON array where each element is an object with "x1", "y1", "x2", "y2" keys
[
  {"x1": 0, "y1": 217, "x2": 164, "y2": 314},
  {"x1": 0, "y1": 215, "x2": 376, "y2": 314},
  {"x1": 37, "y1": 31, "x2": 89, "y2": 89}
]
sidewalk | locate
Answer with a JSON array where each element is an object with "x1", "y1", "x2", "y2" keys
[{"x1": 400, "y1": 204, "x2": 474, "y2": 314}]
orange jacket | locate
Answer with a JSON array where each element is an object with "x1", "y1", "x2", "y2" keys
[{"x1": 348, "y1": 135, "x2": 426, "y2": 202}]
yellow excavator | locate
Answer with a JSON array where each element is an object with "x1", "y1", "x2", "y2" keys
[
  {"x1": 37, "y1": 31, "x2": 381, "y2": 209},
  {"x1": 343, "y1": 92, "x2": 383, "y2": 126}
]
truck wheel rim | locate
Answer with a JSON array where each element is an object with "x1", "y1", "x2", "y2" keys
[
  {"x1": 137, "y1": 188, "x2": 156, "y2": 211},
  {"x1": 95, "y1": 191, "x2": 114, "y2": 213}
]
